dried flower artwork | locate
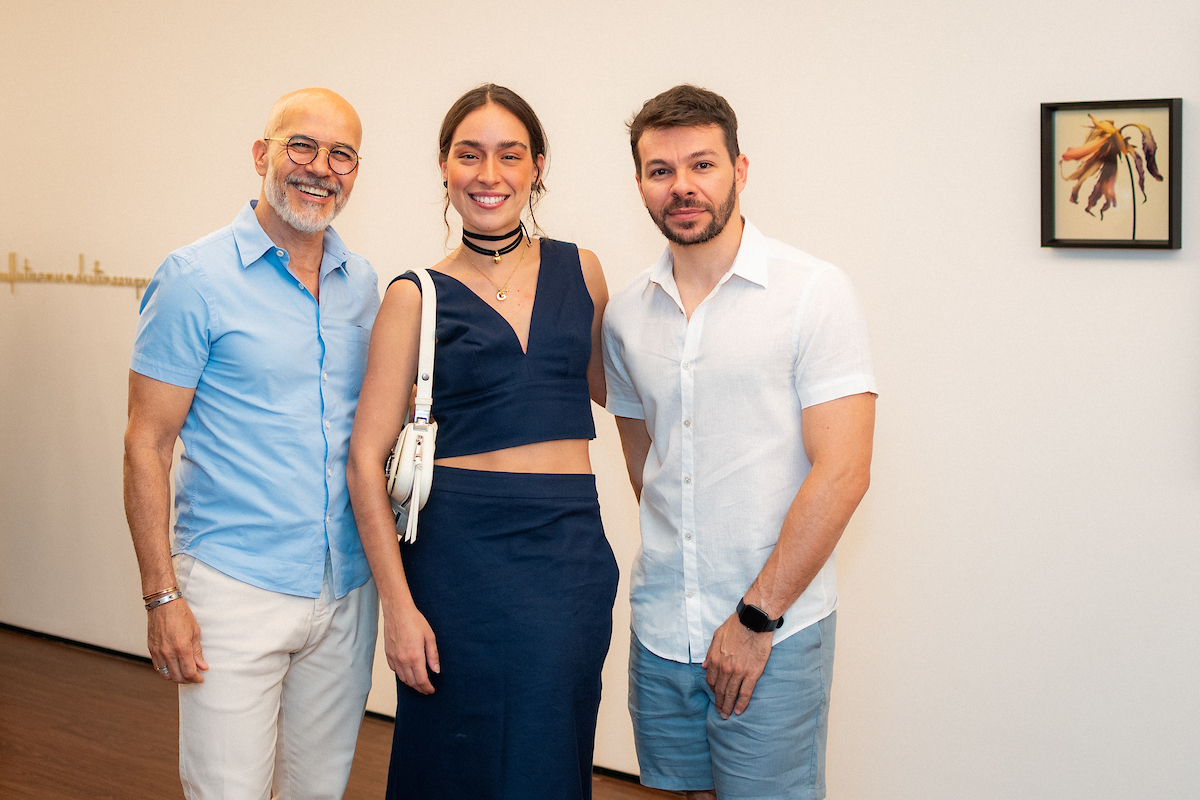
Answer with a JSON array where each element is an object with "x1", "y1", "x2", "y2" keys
[{"x1": 1059, "y1": 115, "x2": 1161, "y2": 239}]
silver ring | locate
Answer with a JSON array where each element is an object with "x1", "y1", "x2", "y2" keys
[{"x1": 156, "y1": 665, "x2": 170, "y2": 675}]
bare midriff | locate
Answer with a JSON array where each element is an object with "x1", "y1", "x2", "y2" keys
[{"x1": 434, "y1": 438, "x2": 592, "y2": 474}]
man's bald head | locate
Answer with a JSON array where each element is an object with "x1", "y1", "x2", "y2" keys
[
  {"x1": 253, "y1": 88, "x2": 363, "y2": 239},
  {"x1": 264, "y1": 88, "x2": 362, "y2": 150}
]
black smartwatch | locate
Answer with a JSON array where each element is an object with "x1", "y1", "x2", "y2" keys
[{"x1": 736, "y1": 598, "x2": 784, "y2": 633}]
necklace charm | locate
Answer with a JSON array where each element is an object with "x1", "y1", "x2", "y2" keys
[{"x1": 462, "y1": 229, "x2": 531, "y2": 304}]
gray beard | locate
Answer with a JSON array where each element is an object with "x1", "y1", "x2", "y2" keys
[
  {"x1": 264, "y1": 164, "x2": 345, "y2": 235},
  {"x1": 651, "y1": 180, "x2": 737, "y2": 246}
]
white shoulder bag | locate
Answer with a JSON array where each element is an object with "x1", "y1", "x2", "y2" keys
[{"x1": 384, "y1": 267, "x2": 437, "y2": 544}]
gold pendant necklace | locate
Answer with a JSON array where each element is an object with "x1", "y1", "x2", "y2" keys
[{"x1": 468, "y1": 236, "x2": 530, "y2": 301}]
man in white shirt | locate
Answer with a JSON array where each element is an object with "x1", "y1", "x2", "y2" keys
[{"x1": 603, "y1": 84, "x2": 877, "y2": 800}]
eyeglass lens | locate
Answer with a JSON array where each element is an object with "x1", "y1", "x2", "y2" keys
[{"x1": 284, "y1": 136, "x2": 359, "y2": 175}]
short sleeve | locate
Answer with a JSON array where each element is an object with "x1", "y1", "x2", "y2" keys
[
  {"x1": 793, "y1": 268, "x2": 877, "y2": 408},
  {"x1": 602, "y1": 311, "x2": 645, "y2": 420},
  {"x1": 130, "y1": 254, "x2": 213, "y2": 388}
]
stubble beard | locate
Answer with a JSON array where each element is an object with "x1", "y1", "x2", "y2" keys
[
  {"x1": 650, "y1": 180, "x2": 737, "y2": 246},
  {"x1": 263, "y1": 160, "x2": 347, "y2": 235}
]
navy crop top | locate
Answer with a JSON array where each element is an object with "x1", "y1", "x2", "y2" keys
[{"x1": 390, "y1": 239, "x2": 596, "y2": 458}]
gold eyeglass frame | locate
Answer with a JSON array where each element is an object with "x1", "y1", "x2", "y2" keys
[{"x1": 263, "y1": 135, "x2": 362, "y2": 175}]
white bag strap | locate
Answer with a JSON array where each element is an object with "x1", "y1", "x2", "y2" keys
[
  {"x1": 410, "y1": 267, "x2": 437, "y2": 422},
  {"x1": 401, "y1": 434, "x2": 426, "y2": 544}
]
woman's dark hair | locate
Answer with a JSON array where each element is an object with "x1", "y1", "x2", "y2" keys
[{"x1": 438, "y1": 84, "x2": 549, "y2": 236}]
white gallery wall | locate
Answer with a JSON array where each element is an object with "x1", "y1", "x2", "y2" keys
[{"x1": 2, "y1": 0, "x2": 1198, "y2": 795}]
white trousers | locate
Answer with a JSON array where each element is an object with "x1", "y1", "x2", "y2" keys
[{"x1": 174, "y1": 553, "x2": 379, "y2": 800}]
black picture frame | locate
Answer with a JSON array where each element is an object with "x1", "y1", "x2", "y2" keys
[{"x1": 1041, "y1": 98, "x2": 1181, "y2": 249}]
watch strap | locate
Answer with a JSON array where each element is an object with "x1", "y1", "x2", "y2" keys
[{"x1": 736, "y1": 598, "x2": 784, "y2": 633}]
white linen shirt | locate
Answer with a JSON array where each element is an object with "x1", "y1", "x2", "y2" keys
[{"x1": 603, "y1": 221, "x2": 877, "y2": 663}]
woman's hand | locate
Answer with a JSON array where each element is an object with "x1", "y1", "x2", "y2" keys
[{"x1": 384, "y1": 603, "x2": 441, "y2": 694}]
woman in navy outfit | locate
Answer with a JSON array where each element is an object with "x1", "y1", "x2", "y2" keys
[{"x1": 347, "y1": 84, "x2": 619, "y2": 800}]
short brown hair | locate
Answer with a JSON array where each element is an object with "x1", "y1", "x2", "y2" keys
[
  {"x1": 438, "y1": 84, "x2": 549, "y2": 234},
  {"x1": 627, "y1": 85, "x2": 739, "y2": 175}
]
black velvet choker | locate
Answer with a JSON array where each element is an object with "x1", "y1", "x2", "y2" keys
[{"x1": 462, "y1": 224, "x2": 525, "y2": 264}]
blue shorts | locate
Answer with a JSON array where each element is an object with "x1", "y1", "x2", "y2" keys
[{"x1": 628, "y1": 612, "x2": 836, "y2": 800}]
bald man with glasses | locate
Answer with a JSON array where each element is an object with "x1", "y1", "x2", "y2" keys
[{"x1": 124, "y1": 88, "x2": 380, "y2": 800}]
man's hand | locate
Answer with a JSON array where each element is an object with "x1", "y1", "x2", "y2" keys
[
  {"x1": 148, "y1": 599, "x2": 208, "y2": 683},
  {"x1": 702, "y1": 614, "x2": 774, "y2": 719}
]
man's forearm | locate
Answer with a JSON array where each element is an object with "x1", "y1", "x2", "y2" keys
[
  {"x1": 125, "y1": 430, "x2": 208, "y2": 683},
  {"x1": 742, "y1": 393, "x2": 875, "y2": 620},
  {"x1": 614, "y1": 416, "x2": 651, "y2": 502},
  {"x1": 742, "y1": 457, "x2": 870, "y2": 620},
  {"x1": 123, "y1": 442, "x2": 179, "y2": 594}
]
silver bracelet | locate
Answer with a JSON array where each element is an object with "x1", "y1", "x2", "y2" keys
[{"x1": 144, "y1": 590, "x2": 183, "y2": 611}]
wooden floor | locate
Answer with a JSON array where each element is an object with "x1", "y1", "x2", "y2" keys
[{"x1": 0, "y1": 626, "x2": 674, "y2": 799}]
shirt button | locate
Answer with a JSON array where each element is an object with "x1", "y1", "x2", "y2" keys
[
  {"x1": 322, "y1": 372, "x2": 329, "y2": 381},
  {"x1": 327, "y1": 468, "x2": 332, "y2": 477},
  {"x1": 685, "y1": 532, "x2": 693, "y2": 539},
  {"x1": 324, "y1": 421, "x2": 331, "y2": 429},
  {"x1": 297, "y1": 281, "x2": 304, "y2": 289},
  {"x1": 686, "y1": 590, "x2": 694, "y2": 598},
  {"x1": 682, "y1": 362, "x2": 691, "y2": 370},
  {"x1": 683, "y1": 419, "x2": 691, "y2": 427},
  {"x1": 684, "y1": 476, "x2": 692, "y2": 484},
  {"x1": 276, "y1": 249, "x2": 285, "y2": 258},
  {"x1": 326, "y1": 515, "x2": 331, "y2": 523}
]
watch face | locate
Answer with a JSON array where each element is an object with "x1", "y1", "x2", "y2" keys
[{"x1": 738, "y1": 602, "x2": 772, "y2": 632}]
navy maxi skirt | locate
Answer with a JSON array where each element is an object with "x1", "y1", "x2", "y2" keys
[{"x1": 386, "y1": 466, "x2": 620, "y2": 800}]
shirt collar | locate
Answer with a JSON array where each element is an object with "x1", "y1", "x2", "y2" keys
[
  {"x1": 320, "y1": 224, "x2": 350, "y2": 265},
  {"x1": 648, "y1": 242, "x2": 676, "y2": 289},
  {"x1": 726, "y1": 220, "x2": 768, "y2": 288},
  {"x1": 231, "y1": 199, "x2": 350, "y2": 272},
  {"x1": 232, "y1": 201, "x2": 276, "y2": 268},
  {"x1": 648, "y1": 218, "x2": 769, "y2": 295}
]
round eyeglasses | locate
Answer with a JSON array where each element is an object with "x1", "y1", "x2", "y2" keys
[{"x1": 263, "y1": 135, "x2": 361, "y2": 175}]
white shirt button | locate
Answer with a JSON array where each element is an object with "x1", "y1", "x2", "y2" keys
[
  {"x1": 297, "y1": 281, "x2": 304, "y2": 289},
  {"x1": 685, "y1": 532, "x2": 693, "y2": 539},
  {"x1": 683, "y1": 419, "x2": 691, "y2": 427},
  {"x1": 327, "y1": 468, "x2": 332, "y2": 477},
  {"x1": 324, "y1": 420, "x2": 331, "y2": 429},
  {"x1": 322, "y1": 372, "x2": 328, "y2": 381},
  {"x1": 326, "y1": 515, "x2": 331, "y2": 523},
  {"x1": 684, "y1": 476, "x2": 692, "y2": 484},
  {"x1": 682, "y1": 362, "x2": 691, "y2": 370},
  {"x1": 686, "y1": 590, "x2": 694, "y2": 598},
  {"x1": 276, "y1": 249, "x2": 285, "y2": 257}
]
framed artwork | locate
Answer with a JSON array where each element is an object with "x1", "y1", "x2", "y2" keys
[{"x1": 1041, "y1": 98, "x2": 1181, "y2": 249}]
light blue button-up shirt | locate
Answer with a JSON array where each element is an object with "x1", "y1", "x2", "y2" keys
[{"x1": 131, "y1": 201, "x2": 380, "y2": 598}]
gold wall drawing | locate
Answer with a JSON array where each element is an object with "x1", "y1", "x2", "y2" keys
[{"x1": 5, "y1": 252, "x2": 150, "y2": 299}]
